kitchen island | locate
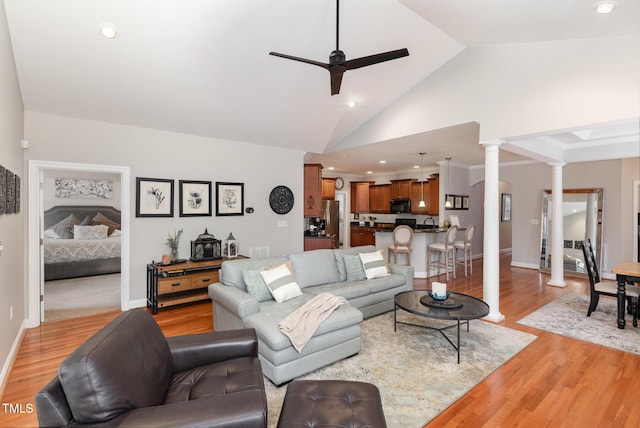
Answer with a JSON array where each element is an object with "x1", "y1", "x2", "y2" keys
[{"x1": 375, "y1": 227, "x2": 448, "y2": 278}]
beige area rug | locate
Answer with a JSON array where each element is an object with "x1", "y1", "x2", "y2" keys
[
  {"x1": 517, "y1": 293, "x2": 640, "y2": 355},
  {"x1": 44, "y1": 274, "x2": 121, "y2": 322},
  {"x1": 265, "y1": 311, "x2": 537, "y2": 428}
]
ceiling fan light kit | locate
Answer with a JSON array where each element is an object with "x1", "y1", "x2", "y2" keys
[{"x1": 269, "y1": 0, "x2": 409, "y2": 95}]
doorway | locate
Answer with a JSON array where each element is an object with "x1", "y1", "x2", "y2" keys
[{"x1": 27, "y1": 161, "x2": 130, "y2": 328}]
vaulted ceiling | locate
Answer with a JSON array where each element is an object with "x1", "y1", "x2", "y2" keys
[{"x1": 4, "y1": 0, "x2": 639, "y2": 173}]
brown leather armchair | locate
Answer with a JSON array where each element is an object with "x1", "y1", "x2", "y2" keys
[{"x1": 36, "y1": 309, "x2": 267, "y2": 427}]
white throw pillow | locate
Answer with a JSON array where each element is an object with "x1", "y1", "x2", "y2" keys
[
  {"x1": 44, "y1": 228, "x2": 61, "y2": 239},
  {"x1": 359, "y1": 250, "x2": 390, "y2": 280},
  {"x1": 110, "y1": 229, "x2": 122, "y2": 237},
  {"x1": 73, "y1": 224, "x2": 109, "y2": 240},
  {"x1": 260, "y1": 263, "x2": 302, "y2": 303}
]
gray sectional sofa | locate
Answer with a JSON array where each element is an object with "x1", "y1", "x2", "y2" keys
[{"x1": 208, "y1": 245, "x2": 414, "y2": 385}]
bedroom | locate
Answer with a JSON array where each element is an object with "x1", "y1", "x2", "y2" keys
[{"x1": 42, "y1": 169, "x2": 122, "y2": 321}]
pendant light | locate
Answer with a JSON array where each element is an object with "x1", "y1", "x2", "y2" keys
[
  {"x1": 418, "y1": 152, "x2": 426, "y2": 208},
  {"x1": 444, "y1": 157, "x2": 452, "y2": 209}
]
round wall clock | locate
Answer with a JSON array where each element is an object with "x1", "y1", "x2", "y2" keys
[
  {"x1": 269, "y1": 185, "x2": 294, "y2": 214},
  {"x1": 335, "y1": 177, "x2": 344, "y2": 190}
]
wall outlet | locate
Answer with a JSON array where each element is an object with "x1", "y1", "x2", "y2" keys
[
  {"x1": 277, "y1": 220, "x2": 288, "y2": 228},
  {"x1": 531, "y1": 219, "x2": 540, "y2": 225}
]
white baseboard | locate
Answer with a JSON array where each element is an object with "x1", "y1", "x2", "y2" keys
[
  {"x1": 511, "y1": 261, "x2": 540, "y2": 270},
  {"x1": 0, "y1": 319, "x2": 27, "y2": 397},
  {"x1": 128, "y1": 298, "x2": 147, "y2": 309}
]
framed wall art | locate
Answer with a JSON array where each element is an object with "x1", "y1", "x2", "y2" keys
[
  {"x1": 5, "y1": 170, "x2": 15, "y2": 214},
  {"x1": 501, "y1": 193, "x2": 512, "y2": 222},
  {"x1": 179, "y1": 180, "x2": 212, "y2": 217},
  {"x1": 136, "y1": 177, "x2": 174, "y2": 217},
  {"x1": 445, "y1": 194, "x2": 454, "y2": 209},
  {"x1": 55, "y1": 177, "x2": 113, "y2": 199},
  {"x1": 454, "y1": 195, "x2": 463, "y2": 209},
  {"x1": 216, "y1": 182, "x2": 244, "y2": 216},
  {"x1": 0, "y1": 165, "x2": 5, "y2": 214}
]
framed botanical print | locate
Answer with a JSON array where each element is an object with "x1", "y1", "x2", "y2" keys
[
  {"x1": 179, "y1": 180, "x2": 212, "y2": 217},
  {"x1": 136, "y1": 177, "x2": 174, "y2": 217},
  {"x1": 216, "y1": 182, "x2": 244, "y2": 216}
]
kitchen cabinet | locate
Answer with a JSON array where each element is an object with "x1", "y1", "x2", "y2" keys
[
  {"x1": 427, "y1": 174, "x2": 440, "y2": 215},
  {"x1": 350, "y1": 226, "x2": 376, "y2": 247},
  {"x1": 304, "y1": 163, "x2": 323, "y2": 217},
  {"x1": 390, "y1": 179, "x2": 416, "y2": 200},
  {"x1": 322, "y1": 178, "x2": 336, "y2": 200},
  {"x1": 369, "y1": 184, "x2": 391, "y2": 213},
  {"x1": 410, "y1": 181, "x2": 429, "y2": 214},
  {"x1": 304, "y1": 236, "x2": 335, "y2": 250},
  {"x1": 350, "y1": 181, "x2": 374, "y2": 213}
]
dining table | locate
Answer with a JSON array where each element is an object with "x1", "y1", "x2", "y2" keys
[{"x1": 611, "y1": 261, "x2": 640, "y2": 329}]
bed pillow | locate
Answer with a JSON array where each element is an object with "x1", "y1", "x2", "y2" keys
[
  {"x1": 80, "y1": 215, "x2": 95, "y2": 226},
  {"x1": 92, "y1": 212, "x2": 120, "y2": 236},
  {"x1": 50, "y1": 214, "x2": 81, "y2": 239},
  {"x1": 359, "y1": 250, "x2": 390, "y2": 280},
  {"x1": 43, "y1": 228, "x2": 61, "y2": 239},
  {"x1": 110, "y1": 229, "x2": 122, "y2": 237},
  {"x1": 74, "y1": 224, "x2": 109, "y2": 240},
  {"x1": 343, "y1": 254, "x2": 366, "y2": 281},
  {"x1": 242, "y1": 269, "x2": 273, "y2": 302},
  {"x1": 260, "y1": 263, "x2": 302, "y2": 303}
]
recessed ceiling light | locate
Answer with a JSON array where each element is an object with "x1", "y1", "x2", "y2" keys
[
  {"x1": 366, "y1": 171, "x2": 373, "y2": 174},
  {"x1": 99, "y1": 23, "x2": 119, "y2": 39},
  {"x1": 413, "y1": 165, "x2": 420, "y2": 169},
  {"x1": 379, "y1": 160, "x2": 386, "y2": 164},
  {"x1": 347, "y1": 100, "x2": 357, "y2": 108},
  {"x1": 594, "y1": 1, "x2": 616, "y2": 14},
  {"x1": 327, "y1": 166, "x2": 335, "y2": 170}
]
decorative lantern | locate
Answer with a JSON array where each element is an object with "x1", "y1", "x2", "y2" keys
[
  {"x1": 225, "y1": 232, "x2": 238, "y2": 258},
  {"x1": 190, "y1": 229, "x2": 221, "y2": 261}
]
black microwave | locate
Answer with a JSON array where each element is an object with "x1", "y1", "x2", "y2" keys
[{"x1": 390, "y1": 199, "x2": 411, "y2": 213}]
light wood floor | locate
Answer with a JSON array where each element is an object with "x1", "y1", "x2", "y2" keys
[{"x1": 2, "y1": 252, "x2": 640, "y2": 427}]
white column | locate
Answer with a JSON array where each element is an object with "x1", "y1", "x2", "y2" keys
[
  {"x1": 548, "y1": 162, "x2": 567, "y2": 287},
  {"x1": 481, "y1": 140, "x2": 505, "y2": 322}
]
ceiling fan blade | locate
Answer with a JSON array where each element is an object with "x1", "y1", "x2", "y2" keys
[
  {"x1": 344, "y1": 48, "x2": 409, "y2": 70},
  {"x1": 269, "y1": 52, "x2": 330, "y2": 70},
  {"x1": 330, "y1": 69, "x2": 345, "y2": 95}
]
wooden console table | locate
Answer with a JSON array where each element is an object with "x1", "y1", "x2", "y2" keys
[{"x1": 146, "y1": 257, "x2": 242, "y2": 314}]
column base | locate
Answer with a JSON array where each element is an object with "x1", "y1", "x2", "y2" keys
[
  {"x1": 547, "y1": 279, "x2": 567, "y2": 287},
  {"x1": 484, "y1": 312, "x2": 505, "y2": 323}
]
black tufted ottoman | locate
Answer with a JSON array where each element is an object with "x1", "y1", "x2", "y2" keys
[{"x1": 277, "y1": 380, "x2": 387, "y2": 428}]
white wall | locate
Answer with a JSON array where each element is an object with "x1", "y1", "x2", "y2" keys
[
  {"x1": 334, "y1": 37, "x2": 639, "y2": 150},
  {"x1": 0, "y1": 0, "x2": 26, "y2": 391},
  {"x1": 24, "y1": 112, "x2": 306, "y2": 303},
  {"x1": 471, "y1": 159, "x2": 639, "y2": 274}
]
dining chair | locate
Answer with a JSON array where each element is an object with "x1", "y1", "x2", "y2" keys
[
  {"x1": 388, "y1": 225, "x2": 413, "y2": 265},
  {"x1": 454, "y1": 224, "x2": 475, "y2": 277},
  {"x1": 582, "y1": 238, "x2": 640, "y2": 326},
  {"x1": 427, "y1": 226, "x2": 458, "y2": 280}
]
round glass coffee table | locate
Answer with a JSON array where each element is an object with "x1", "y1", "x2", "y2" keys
[{"x1": 394, "y1": 290, "x2": 490, "y2": 363}]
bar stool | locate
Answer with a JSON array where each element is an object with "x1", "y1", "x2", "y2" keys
[
  {"x1": 454, "y1": 224, "x2": 475, "y2": 276},
  {"x1": 427, "y1": 225, "x2": 458, "y2": 280},
  {"x1": 388, "y1": 225, "x2": 413, "y2": 265}
]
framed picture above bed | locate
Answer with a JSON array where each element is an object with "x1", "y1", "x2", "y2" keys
[
  {"x1": 179, "y1": 180, "x2": 212, "y2": 217},
  {"x1": 136, "y1": 177, "x2": 174, "y2": 217}
]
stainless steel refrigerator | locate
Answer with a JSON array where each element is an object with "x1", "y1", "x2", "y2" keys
[{"x1": 320, "y1": 200, "x2": 340, "y2": 249}]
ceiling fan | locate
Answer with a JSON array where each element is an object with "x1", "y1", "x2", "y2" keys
[{"x1": 269, "y1": 0, "x2": 409, "y2": 95}]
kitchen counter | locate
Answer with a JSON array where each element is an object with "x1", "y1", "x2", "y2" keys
[{"x1": 375, "y1": 227, "x2": 466, "y2": 278}]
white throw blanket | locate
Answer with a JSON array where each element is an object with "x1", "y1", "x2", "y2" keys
[{"x1": 278, "y1": 293, "x2": 348, "y2": 353}]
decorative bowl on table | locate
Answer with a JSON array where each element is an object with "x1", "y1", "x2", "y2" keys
[{"x1": 428, "y1": 290, "x2": 450, "y2": 301}]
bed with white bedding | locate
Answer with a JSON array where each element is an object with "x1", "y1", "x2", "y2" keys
[{"x1": 43, "y1": 205, "x2": 121, "y2": 281}]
